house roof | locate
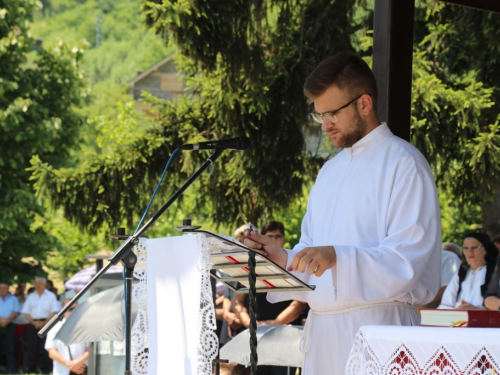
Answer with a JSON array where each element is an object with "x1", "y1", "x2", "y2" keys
[{"x1": 130, "y1": 53, "x2": 176, "y2": 86}]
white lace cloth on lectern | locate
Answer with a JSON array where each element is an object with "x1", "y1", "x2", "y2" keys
[
  {"x1": 131, "y1": 238, "x2": 149, "y2": 375},
  {"x1": 345, "y1": 325, "x2": 500, "y2": 375},
  {"x1": 197, "y1": 235, "x2": 219, "y2": 374},
  {"x1": 130, "y1": 236, "x2": 219, "y2": 375}
]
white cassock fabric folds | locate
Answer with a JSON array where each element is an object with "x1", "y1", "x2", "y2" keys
[
  {"x1": 147, "y1": 235, "x2": 203, "y2": 375},
  {"x1": 268, "y1": 123, "x2": 441, "y2": 375}
]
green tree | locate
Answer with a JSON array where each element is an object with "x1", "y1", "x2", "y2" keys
[
  {"x1": 0, "y1": 0, "x2": 87, "y2": 282},
  {"x1": 31, "y1": 0, "x2": 500, "y2": 245},
  {"x1": 31, "y1": 0, "x2": 359, "y2": 234},
  {"x1": 411, "y1": 1, "x2": 500, "y2": 237}
]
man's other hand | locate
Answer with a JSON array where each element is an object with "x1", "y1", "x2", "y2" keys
[
  {"x1": 288, "y1": 246, "x2": 336, "y2": 277},
  {"x1": 243, "y1": 230, "x2": 288, "y2": 269}
]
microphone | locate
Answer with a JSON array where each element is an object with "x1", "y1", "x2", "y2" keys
[{"x1": 180, "y1": 136, "x2": 251, "y2": 151}]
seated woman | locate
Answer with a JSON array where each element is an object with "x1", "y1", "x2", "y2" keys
[
  {"x1": 484, "y1": 255, "x2": 500, "y2": 311},
  {"x1": 438, "y1": 232, "x2": 498, "y2": 310}
]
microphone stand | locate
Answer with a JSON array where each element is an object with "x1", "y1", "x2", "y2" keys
[{"x1": 39, "y1": 149, "x2": 224, "y2": 375}]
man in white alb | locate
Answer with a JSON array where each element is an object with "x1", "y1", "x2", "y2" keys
[{"x1": 244, "y1": 52, "x2": 441, "y2": 375}]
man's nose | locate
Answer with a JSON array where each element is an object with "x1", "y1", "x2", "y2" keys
[{"x1": 321, "y1": 118, "x2": 333, "y2": 131}]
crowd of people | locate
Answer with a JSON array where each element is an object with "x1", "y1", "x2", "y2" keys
[{"x1": 0, "y1": 277, "x2": 88, "y2": 374}]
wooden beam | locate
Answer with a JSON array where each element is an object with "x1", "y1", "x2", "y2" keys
[
  {"x1": 439, "y1": 0, "x2": 500, "y2": 14},
  {"x1": 372, "y1": 0, "x2": 415, "y2": 142}
]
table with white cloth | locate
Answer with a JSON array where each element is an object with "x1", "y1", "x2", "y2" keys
[{"x1": 345, "y1": 325, "x2": 500, "y2": 375}]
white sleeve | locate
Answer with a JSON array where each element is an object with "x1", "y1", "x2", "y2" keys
[
  {"x1": 21, "y1": 295, "x2": 31, "y2": 315},
  {"x1": 44, "y1": 323, "x2": 58, "y2": 351},
  {"x1": 333, "y1": 170, "x2": 441, "y2": 305},
  {"x1": 438, "y1": 272, "x2": 459, "y2": 309}
]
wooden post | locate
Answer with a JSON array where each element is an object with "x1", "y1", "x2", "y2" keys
[{"x1": 372, "y1": 0, "x2": 415, "y2": 142}]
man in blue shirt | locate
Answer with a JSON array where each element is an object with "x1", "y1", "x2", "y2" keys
[{"x1": 0, "y1": 281, "x2": 20, "y2": 374}]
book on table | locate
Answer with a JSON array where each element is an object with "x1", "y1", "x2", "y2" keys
[{"x1": 420, "y1": 308, "x2": 500, "y2": 327}]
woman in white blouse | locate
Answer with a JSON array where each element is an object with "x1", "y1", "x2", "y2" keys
[{"x1": 438, "y1": 232, "x2": 498, "y2": 310}]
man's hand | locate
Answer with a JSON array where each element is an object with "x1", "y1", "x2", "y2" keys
[
  {"x1": 243, "y1": 230, "x2": 288, "y2": 268},
  {"x1": 457, "y1": 300, "x2": 482, "y2": 310},
  {"x1": 0, "y1": 318, "x2": 7, "y2": 328},
  {"x1": 68, "y1": 360, "x2": 86, "y2": 374},
  {"x1": 224, "y1": 312, "x2": 241, "y2": 329},
  {"x1": 288, "y1": 246, "x2": 337, "y2": 277}
]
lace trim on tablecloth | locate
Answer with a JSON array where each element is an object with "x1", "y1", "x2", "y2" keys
[{"x1": 345, "y1": 329, "x2": 500, "y2": 375}]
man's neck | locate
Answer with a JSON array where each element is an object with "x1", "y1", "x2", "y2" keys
[{"x1": 36, "y1": 290, "x2": 45, "y2": 296}]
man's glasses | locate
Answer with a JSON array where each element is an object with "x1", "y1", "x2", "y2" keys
[
  {"x1": 463, "y1": 245, "x2": 483, "y2": 252},
  {"x1": 310, "y1": 94, "x2": 363, "y2": 124}
]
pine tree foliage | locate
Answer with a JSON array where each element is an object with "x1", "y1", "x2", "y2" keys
[
  {"x1": 410, "y1": 2, "x2": 500, "y2": 235},
  {"x1": 30, "y1": 0, "x2": 500, "y2": 238},
  {"x1": 412, "y1": 3, "x2": 500, "y2": 201},
  {"x1": 32, "y1": 0, "x2": 360, "y2": 233}
]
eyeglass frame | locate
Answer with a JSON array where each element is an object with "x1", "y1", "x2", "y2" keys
[
  {"x1": 462, "y1": 245, "x2": 484, "y2": 252},
  {"x1": 310, "y1": 94, "x2": 364, "y2": 124}
]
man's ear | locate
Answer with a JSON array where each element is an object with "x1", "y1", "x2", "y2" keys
[{"x1": 358, "y1": 93, "x2": 373, "y2": 116}]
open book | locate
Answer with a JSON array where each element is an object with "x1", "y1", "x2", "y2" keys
[
  {"x1": 420, "y1": 308, "x2": 500, "y2": 327},
  {"x1": 194, "y1": 230, "x2": 315, "y2": 294}
]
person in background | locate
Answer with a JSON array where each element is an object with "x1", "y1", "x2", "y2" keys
[
  {"x1": 260, "y1": 221, "x2": 286, "y2": 248},
  {"x1": 219, "y1": 282, "x2": 243, "y2": 348},
  {"x1": 415, "y1": 244, "x2": 462, "y2": 311},
  {"x1": 492, "y1": 235, "x2": 500, "y2": 254},
  {"x1": 218, "y1": 225, "x2": 247, "y2": 347},
  {"x1": 0, "y1": 281, "x2": 20, "y2": 374},
  {"x1": 22, "y1": 276, "x2": 59, "y2": 374},
  {"x1": 13, "y1": 282, "x2": 29, "y2": 373},
  {"x1": 443, "y1": 242, "x2": 463, "y2": 261},
  {"x1": 439, "y1": 232, "x2": 498, "y2": 309},
  {"x1": 484, "y1": 252, "x2": 500, "y2": 311},
  {"x1": 234, "y1": 224, "x2": 250, "y2": 243},
  {"x1": 235, "y1": 221, "x2": 307, "y2": 375},
  {"x1": 47, "y1": 279, "x2": 62, "y2": 310},
  {"x1": 45, "y1": 301, "x2": 88, "y2": 375}
]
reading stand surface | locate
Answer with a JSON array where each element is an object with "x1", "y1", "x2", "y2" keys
[{"x1": 193, "y1": 230, "x2": 315, "y2": 294}]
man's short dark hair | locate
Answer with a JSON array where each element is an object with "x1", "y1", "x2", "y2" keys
[
  {"x1": 0, "y1": 281, "x2": 9, "y2": 286},
  {"x1": 261, "y1": 221, "x2": 285, "y2": 236},
  {"x1": 304, "y1": 52, "x2": 378, "y2": 110}
]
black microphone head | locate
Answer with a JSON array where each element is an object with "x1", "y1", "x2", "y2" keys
[
  {"x1": 179, "y1": 136, "x2": 251, "y2": 150},
  {"x1": 237, "y1": 136, "x2": 251, "y2": 150}
]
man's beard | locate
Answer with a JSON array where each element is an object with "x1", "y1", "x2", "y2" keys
[{"x1": 335, "y1": 108, "x2": 368, "y2": 148}]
